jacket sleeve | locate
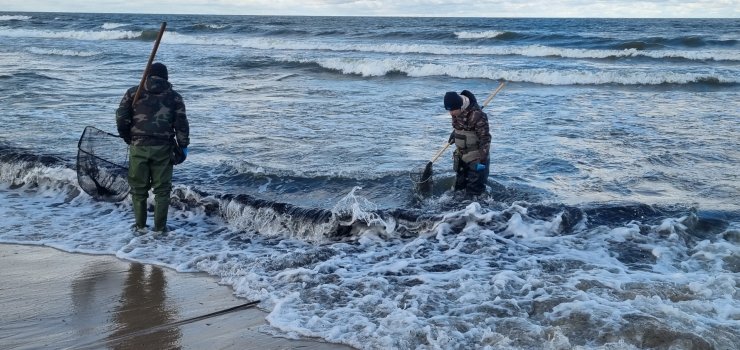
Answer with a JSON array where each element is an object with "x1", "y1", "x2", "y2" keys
[
  {"x1": 473, "y1": 111, "x2": 491, "y2": 161},
  {"x1": 115, "y1": 88, "x2": 134, "y2": 143},
  {"x1": 172, "y1": 92, "x2": 190, "y2": 148}
]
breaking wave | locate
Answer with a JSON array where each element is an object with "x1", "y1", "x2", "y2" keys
[
  {"x1": 0, "y1": 15, "x2": 31, "y2": 21},
  {"x1": 2, "y1": 28, "x2": 737, "y2": 62},
  {"x1": 27, "y1": 46, "x2": 100, "y2": 57},
  {"x1": 101, "y1": 22, "x2": 129, "y2": 29},
  {"x1": 0, "y1": 28, "x2": 141, "y2": 40},
  {"x1": 274, "y1": 56, "x2": 737, "y2": 86},
  {"x1": 455, "y1": 30, "x2": 506, "y2": 39}
]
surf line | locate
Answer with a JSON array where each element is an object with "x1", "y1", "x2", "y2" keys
[{"x1": 72, "y1": 300, "x2": 261, "y2": 349}]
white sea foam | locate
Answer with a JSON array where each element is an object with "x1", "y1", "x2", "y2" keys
[
  {"x1": 101, "y1": 22, "x2": 128, "y2": 29},
  {"x1": 1, "y1": 164, "x2": 738, "y2": 349},
  {"x1": 455, "y1": 30, "x2": 506, "y2": 39},
  {"x1": 200, "y1": 23, "x2": 228, "y2": 29},
  {"x1": 0, "y1": 28, "x2": 141, "y2": 40},
  {"x1": 27, "y1": 46, "x2": 100, "y2": 57},
  {"x1": 0, "y1": 15, "x2": 31, "y2": 21},
  {"x1": 284, "y1": 56, "x2": 736, "y2": 85}
]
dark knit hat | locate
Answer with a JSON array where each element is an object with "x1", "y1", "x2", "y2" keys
[
  {"x1": 149, "y1": 62, "x2": 168, "y2": 80},
  {"x1": 444, "y1": 91, "x2": 462, "y2": 111}
]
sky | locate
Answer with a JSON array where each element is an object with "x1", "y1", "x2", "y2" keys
[{"x1": 1, "y1": 0, "x2": 738, "y2": 18}]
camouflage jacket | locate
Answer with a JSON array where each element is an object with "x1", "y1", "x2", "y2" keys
[
  {"x1": 451, "y1": 106, "x2": 491, "y2": 162},
  {"x1": 116, "y1": 76, "x2": 189, "y2": 147}
]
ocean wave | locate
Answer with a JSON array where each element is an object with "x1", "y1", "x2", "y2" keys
[
  {"x1": 0, "y1": 28, "x2": 141, "y2": 41},
  {"x1": 160, "y1": 33, "x2": 739, "y2": 62},
  {"x1": 619, "y1": 35, "x2": 739, "y2": 49},
  {"x1": 174, "y1": 189, "x2": 357, "y2": 241},
  {"x1": 4, "y1": 27, "x2": 733, "y2": 62},
  {"x1": 455, "y1": 30, "x2": 506, "y2": 39},
  {"x1": 0, "y1": 15, "x2": 31, "y2": 21},
  {"x1": 1, "y1": 71, "x2": 64, "y2": 81},
  {"x1": 101, "y1": 22, "x2": 128, "y2": 29},
  {"x1": 0, "y1": 157, "x2": 635, "y2": 246},
  {"x1": 1, "y1": 146, "x2": 734, "y2": 241},
  {"x1": 366, "y1": 30, "x2": 453, "y2": 41},
  {"x1": 316, "y1": 29, "x2": 347, "y2": 36},
  {"x1": 488, "y1": 44, "x2": 739, "y2": 62},
  {"x1": 0, "y1": 149, "x2": 77, "y2": 204},
  {"x1": 423, "y1": 30, "x2": 737, "y2": 51},
  {"x1": 0, "y1": 147, "x2": 541, "y2": 242},
  {"x1": 3, "y1": 148, "x2": 732, "y2": 246},
  {"x1": 279, "y1": 56, "x2": 738, "y2": 86},
  {"x1": 187, "y1": 23, "x2": 230, "y2": 31},
  {"x1": 27, "y1": 46, "x2": 100, "y2": 57},
  {"x1": 2, "y1": 169, "x2": 737, "y2": 349},
  {"x1": 265, "y1": 28, "x2": 311, "y2": 36},
  {"x1": 0, "y1": 149, "x2": 417, "y2": 241},
  {"x1": 223, "y1": 159, "x2": 408, "y2": 182}
]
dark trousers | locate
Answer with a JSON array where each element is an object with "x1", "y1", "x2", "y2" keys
[{"x1": 454, "y1": 157, "x2": 489, "y2": 196}]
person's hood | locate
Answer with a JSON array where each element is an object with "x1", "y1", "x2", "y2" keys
[{"x1": 460, "y1": 90, "x2": 480, "y2": 109}]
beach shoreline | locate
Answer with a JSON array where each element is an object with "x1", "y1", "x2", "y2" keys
[{"x1": 0, "y1": 243, "x2": 354, "y2": 350}]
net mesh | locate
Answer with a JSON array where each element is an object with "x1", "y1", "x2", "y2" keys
[
  {"x1": 409, "y1": 161, "x2": 434, "y2": 195},
  {"x1": 76, "y1": 126, "x2": 130, "y2": 202}
]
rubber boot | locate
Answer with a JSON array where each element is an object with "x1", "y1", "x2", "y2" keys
[
  {"x1": 153, "y1": 195, "x2": 170, "y2": 232},
  {"x1": 132, "y1": 198, "x2": 148, "y2": 229}
]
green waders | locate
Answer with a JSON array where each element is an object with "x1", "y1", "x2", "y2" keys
[{"x1": 128, "y1": 144, "x2": 173, "y2": 232}]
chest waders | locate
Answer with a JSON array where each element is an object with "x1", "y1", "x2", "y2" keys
[
  {"x1": 452, "y1": 123, "x2": 488, "y2": 196},
  {"x1": 128, "y1": 144, "x2": 173, "y2": 232},
  {"x1": 453, "y1": 129, "x2": 482, "y2": 164}
]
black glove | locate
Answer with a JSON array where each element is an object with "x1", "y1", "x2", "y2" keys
[{"x1": 448, "y1": 131, "x2": 455, "y2": 145}]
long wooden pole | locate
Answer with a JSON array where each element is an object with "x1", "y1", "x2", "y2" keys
[
  {"x1": 132, "y1": 22, "x2": 167, "y2": 105},
  {"x1": 480, "y1": 81, "x2": 506, "y2": 108}
]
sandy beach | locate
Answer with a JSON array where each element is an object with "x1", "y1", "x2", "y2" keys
[{"x1": 0, "y1": 243, "x2": 354, "y2": 350}]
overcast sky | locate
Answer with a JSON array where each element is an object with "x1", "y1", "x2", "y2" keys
[{"x1": 1, "y1": 0, "x2": 738, "y2": 18}]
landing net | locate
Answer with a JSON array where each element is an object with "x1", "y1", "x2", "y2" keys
[
  {"x1": 409, "y1": 162, "x2": 434, "y2": 195},
  {"x1": 76, "y1": 126, "x2": 130, "y2": 202}
]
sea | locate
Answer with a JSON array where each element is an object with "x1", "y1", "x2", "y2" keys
[{"x1": 0, "y1": 12, "x2": 738, "y2": 349}]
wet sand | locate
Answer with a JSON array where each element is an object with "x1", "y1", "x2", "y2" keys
[{"x1": 0, "y1": 243, "x2": 354, "y2": 350}]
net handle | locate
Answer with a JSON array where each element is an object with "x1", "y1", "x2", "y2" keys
[
  {"x1": 480, "y1": 81, "x2": 506, "y2": 110},
  {"x1": 429, "y1": 142, "x2": 450, "y2": 163},
  {"x1": 132, "y1": 22, "x2": 167, "y2": 105}
]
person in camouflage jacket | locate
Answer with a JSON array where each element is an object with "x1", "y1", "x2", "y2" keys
[
  {"x1": 444, "y1": 90, "x2": 491, "y2": 196},
  {"x1": 115, "y1": 62, "x2": 190, "y2": 233}
]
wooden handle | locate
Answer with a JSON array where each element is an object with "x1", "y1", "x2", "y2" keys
[
  {"x1": 481, "y1": 81, "x2": 505, "y2": 109},
  {"x1": 132, "y1": 22, "x2": 167, "y2": 105},
  {"x1": 429, "y1": 142, "x2": 451, "y2": 163}
]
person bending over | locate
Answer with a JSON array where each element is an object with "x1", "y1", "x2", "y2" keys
[{"x1": 444, "y1": 90, "x2": 491, "y2": 196}]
